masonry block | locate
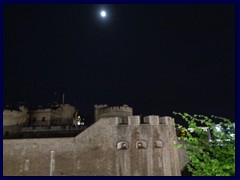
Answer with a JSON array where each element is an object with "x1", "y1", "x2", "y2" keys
[
  {"x1": 143, "y1": 116, "x2": 159, "y2": 125},
  {"x1": 128, "y1": 116, "x2": 140, "y2": 126},
  {"x1": 159, "y1": 116, "x2": 175, "y2": 125},
  {"x1": 155, "y1": 140, "x2": 163, "y2": 148}
]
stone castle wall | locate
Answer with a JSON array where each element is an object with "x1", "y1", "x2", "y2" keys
[
  {"x1": 3, "y1": 115, "x2": 181, "y2": 176},
  {"x1": 3, "y1": 106, "x2": 29, "y2": 136},
  {"x1": 3, "y1": 106, "x2": 29, "y2": 127},
  {"x1": 29, "y1": 104, "x2": 76, "y2": 126}
]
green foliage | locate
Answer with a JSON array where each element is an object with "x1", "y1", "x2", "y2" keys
[{"x1": 173, "y1": 112, "x2": 235, "y2": 176}]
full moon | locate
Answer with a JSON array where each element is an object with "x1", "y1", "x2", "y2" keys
[{"x1": 100, "y1": 10, "x2": 107, "y2": 17}]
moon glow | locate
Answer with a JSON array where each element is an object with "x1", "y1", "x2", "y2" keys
[{"x1": 100, "y1": 10, "x2": 107, "y2": 17}]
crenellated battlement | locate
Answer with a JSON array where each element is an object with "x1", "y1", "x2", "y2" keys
[
  {"x1": 94, "y1": 104, "x2": 175, "y2": 127},
  {"x1": 94, "y1": 104, "x2": 108, "y2": 109},
  {"x1": 98, "y1": 105, "x2": 133, "y2": 114},
  {"x1": 125, "y1": 115, "x2": 175, "y2": 126}
]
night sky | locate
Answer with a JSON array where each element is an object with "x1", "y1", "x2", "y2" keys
[{"x1": 3, "y1": 4, "x2": 235, "y2": 123}]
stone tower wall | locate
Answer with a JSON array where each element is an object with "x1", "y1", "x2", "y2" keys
[{"x1": 94, "y1": 105, "x2": 133, "y2": 121}]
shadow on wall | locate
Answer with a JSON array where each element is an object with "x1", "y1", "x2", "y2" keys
[{"x1": 181, "y1": 166, "x2": 192, "y2": 176}]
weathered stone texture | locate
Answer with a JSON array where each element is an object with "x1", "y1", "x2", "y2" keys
[
  {"x1": 94, "y1": 105, "x2": 133, "y2": 121},
  {"x1": 3, "y1": 116, "x2": 181, "y2": 176}
]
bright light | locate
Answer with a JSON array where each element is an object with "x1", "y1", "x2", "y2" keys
[
  {"x1": 230, "y1": 133, "x2": 235, "y2": 138},
  {"x1": 100, "y1": 10, "x2": 107, "y2": 17},
  {"x1": 215, "y1": 125, "x2": 222, "y2": 132}
]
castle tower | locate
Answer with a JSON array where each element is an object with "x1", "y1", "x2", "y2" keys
[{"x1": 94, "y1": 104, "x2": 133, "y2": 123}]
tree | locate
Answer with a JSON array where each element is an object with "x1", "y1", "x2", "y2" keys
[{"x1": 173, "y1": 112, "x2": 235, "y2": 176}]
